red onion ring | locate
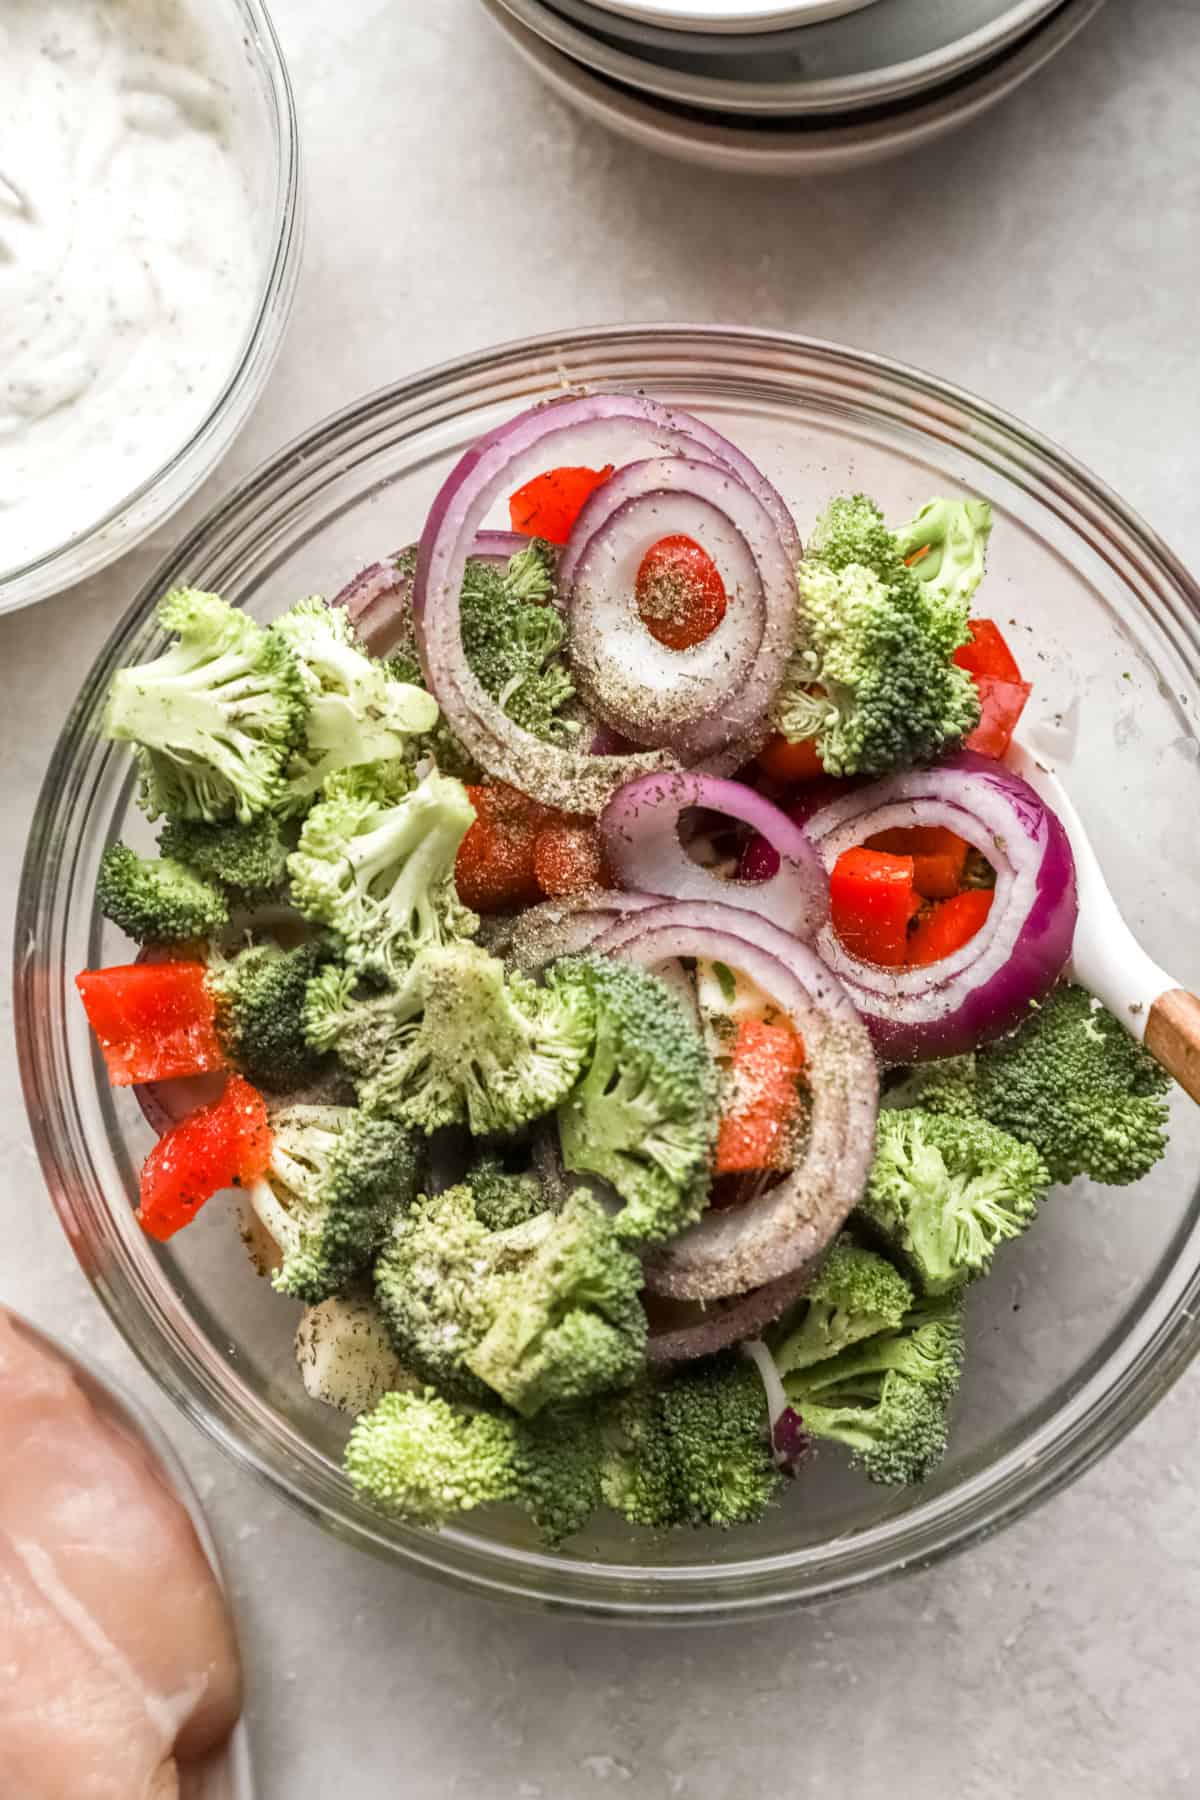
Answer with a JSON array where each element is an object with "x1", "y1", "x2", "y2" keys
[
  {"x1": 413, "y1": 394, "x2": 798, "y2": 814},
  {"x1": 560, "y1": 459, "x2": 793, "y2": 761},
  {"x1": 593, "y1": 900, "x2": 878, "y2": 1301},
  {"x1": 600, "y1": 771, "x2": 829, "y2": 942},
  {"x1": 505, "y1": 890, "x2": 661, "y2": 976},
  {"x1": 133, "y1": 1070, "x2": 226, "y2": 1138},
  {"x1": 644, "y1": 1266, "x2": 815, "y2": 1366},
  {"x1": 803, "y1": 751, "x2": 1078, "y2": 1062}
]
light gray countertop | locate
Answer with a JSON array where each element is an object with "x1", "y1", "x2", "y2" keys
[{"x1": 2, "y1": 2, "x2": 1198, "y2": 1794}]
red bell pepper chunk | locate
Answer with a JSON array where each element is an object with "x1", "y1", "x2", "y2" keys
[
  {"x1": 533, "y1": 819, "x2": 611, "y2": 898},
  {"x1": 867, "y1": 825, "x2": 970, "y2": 902},
  {"x1": 456, "y1": 782, "x2": 553, "y2": 913},
  {"x1": 137, "y1": 1074, "x2": 272, "y2": 1242},
  {"x1": 953, "y1": 619, "x2": 1032, "y2": 757},
  {"x1": 954, "y1": 618, "x2": 1024, "y2": 684},
  {"x1": 830, "y1": 847, "x2": 920, "y2": 969},
  {"x1": 965, "y1": 675, "x2": 1032, "y2": 759},
  {"x1": 906, "y1": 889, "x2": 994, "y2": 967},
  {"x1": 715, "y1": 1019, "x2": 808, "y2": 1176},
  {"x1": 508, "y1": 464, "x2": 615, "y2": 545},
  {"x1": 756, "y1": 733, "x2": 825, "y2": 784},
  {"x1": 76, "y1": 961, "x2": 226, "y2": 1087}
]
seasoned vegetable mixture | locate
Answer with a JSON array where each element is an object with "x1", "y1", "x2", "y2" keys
[{"x1": 77, "y1": 394, "x2": 1174, "y2": 1544}]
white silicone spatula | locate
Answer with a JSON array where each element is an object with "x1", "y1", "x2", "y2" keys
[{"x1": 1009, "y1": 743, "x2": 1200, "y2": 1103}]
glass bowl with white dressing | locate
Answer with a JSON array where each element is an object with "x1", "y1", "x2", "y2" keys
[{"x1": 0, "y1": 0, "x2": 302, "y2": 615}]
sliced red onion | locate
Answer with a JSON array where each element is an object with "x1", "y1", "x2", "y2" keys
[
  {"x1": 594, "y1": 900, "x2": 878, "y2": 1301},
  {"x1": 505, "y1": 890, "x2": 661, "y2": 976},
  {"x1": 644, "y1": 1265, "x2": 814, "y2": 1366},
  {"x1": 470, "y1": 530, "x2": 530, "y2": 565},
  {"x1": 741, "y1": 1338, "x2": 812, "y2": 1474},
  {"x1": 600, "y1": 771, "x2": 829, "y2": 942},
  {"x1": 413, "y1": 393, "x2": 798, "y2": 814},
  {"x1": 559, "y1": 458, "x2": 793, "y2": 762},
  {"x1": 803, "y1": 751, "x2": 1078, "y2": 1063},
  {"x1": 332, "y1": 554, "x2": 415, "y2": 658},
  {"x1": 133, "y1": 1070, "x2": 226, "y2": 1138}
]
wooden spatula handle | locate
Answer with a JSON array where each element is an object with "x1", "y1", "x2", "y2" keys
[{"x1": 1145, "y1": 990, "x2": 1200, "y2": 1103}]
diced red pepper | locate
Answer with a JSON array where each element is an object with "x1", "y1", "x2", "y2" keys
[
  {"x1": 137, "y1": 1075, "x2": 272, "y2": 1242},
  {"x1": 715, "y1": 1019, "x2": 808, "y2": 1176},
  {"x1": 533, "y1": 820, "x2": 610, "y2": 898},
  {"x1": 634, "y1": 535, "x2": 727, "y2": 651},
  {"x1": 830, "y1": 847, "x2": 921, "y2": 969},
  {"x1": 76, "y1": 962, "x2": 226, "y2": 1087},
  {"x1": 867, "y1": 825, "x2": 970, "y2": 902},
  {"x1": 756, "y1": 733, "x2": 825, "y2": 784},
  {"x1": 952, "y1": 620, "x2": 1031, "y2": 758},
  {"x1": 456, "y1": 782, "x2": 550, "y2": 913},
  {"x1": 508, "y1": 465, "x2": 615, "y2": 545},
  {"x1": 954, "y1": 618, "x2": 1024, "y2": 684},
  {"x1": 965, "y1": 675, "x2": 1032, "y2": 759},
  {"x1": 906, "y1": 889, "x2": 994, "y2": 967}
]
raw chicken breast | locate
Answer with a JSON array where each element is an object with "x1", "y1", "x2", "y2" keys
[{"x1": 0, "y1": 1308, "x2": 242, "y2": 1799}]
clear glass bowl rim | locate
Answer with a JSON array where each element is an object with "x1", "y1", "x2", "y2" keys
[
  {"x1": 0, "y1": 0, "x2": 303, "y2": 612},
  {"x1": 15, "y1": 323, "x2": 1200, "y2": 1622}
]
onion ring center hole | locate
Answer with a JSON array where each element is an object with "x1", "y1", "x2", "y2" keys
[{"x1": 677, "y1": 805, "x2": 746, "y2": 879}]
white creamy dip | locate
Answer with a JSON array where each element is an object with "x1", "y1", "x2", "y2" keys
[{"x1": 0, "y1": 1, "x2": 261, "y2": 576}]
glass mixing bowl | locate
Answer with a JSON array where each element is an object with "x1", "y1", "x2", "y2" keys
[
  {"x1": 0, "y1": 0, "x2": 303, "y2": 616},
  {"x1": 16, "y1": 326, "x2": 1200, "y2": 1620}
]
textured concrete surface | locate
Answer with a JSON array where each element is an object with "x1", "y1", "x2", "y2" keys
[{"x1": 2, "y1": 1, "x2": 1198, "y2": 1794}]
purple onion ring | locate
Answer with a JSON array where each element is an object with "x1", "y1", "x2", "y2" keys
[
  {"x1": 600, "y1": 771, "x2": 829, "y2": 943},
  {"x1": 804, "y1": 751, "x2": 1078, "y2": 1062}
]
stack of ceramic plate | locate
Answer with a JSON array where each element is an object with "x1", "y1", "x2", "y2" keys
[{"x1": 480, "y1": 0, "x2": 1106, "y2": 173}]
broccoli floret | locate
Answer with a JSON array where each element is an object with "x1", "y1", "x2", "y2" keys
[
  {"x1": 882, "y1": 987, "x2": 1173, "y2": 1189},
  {"x1": 599, "y1": 1382, "x2": 682, "y2": 1529},
  {"x1": 774, "y1": 495, "x2": 979, "y2": 777},
  {"x1": 795, "y1": 1373, "x2": 949, "y2": 1486},
  {"x1": 973, "y1": 984, "x2": 1172, "y2": 1187},
  {"x1": 158, "y1": 813, "x2": 292, "y2": 899},
  {"x1": 509, "y1": 1402, "x2": 603, "y2": 1546},
  {"x1": 249, "y1": 1104, "x2": 418, "y2": 1303},
  {"x1": 503, "y1": 537, "x2": 559, "y2": 601},
  {"x1": 344, "y1": 1388, "x2": 521, "y2": 1527},
  {"x1": 374, "y1": 1183, "x2": 644, "y2": 1416},
  {"x1": 893, "y1": 498, "x2": 993, "y2": 614},
  {"x1": 659, "y1": 1357, "x2": 781, "y2": 1528},
  {"x1": 103, "y1": 587, "x2": 306, "y2": 823},
  {"x1": 783, "y1": 1295, "x2": 964, "y2": 1485},
  {"x1": 208, "y1": 939, "x2": 331, "y2": 1092},
  {"x1": 771, "y1": 1238, "x2": 914, "y2": 1375},
  {"x1": 288, "y1": 769, "x2": 478, "y2": 980},
  {"x1": 380, "y1": 651, "x2": 480, "y2": 783},
  {"x1": 549, "y1": 954, "x2": 719, "y2": 1246},
  {"x1": 272, "y1": 596, "x2": 439, "y2": 811},
  {"x1": 464, "y1": 1153, "x2": 547, "y2": 1231},
  {"x1": 373, "y1": 1184, "x2": 504, "y2": 1401},
  {"x1": 96, "y1": 842, "x2": 228, "y2": 944},
  {"x1": 860, "y1": 1108, "x2": 1049, "y2": 1295},
  {"x1": 469, "y1": 1190, "x2": 647, "y2": 1417},
  {"x1": 460, "y1": 548, "x2": 578, "y2": 743},
  {"x1": 882, "y1": 1056, "x2": 979, "y2": 1118},
  {"x1": 791, "y1": 1293, "x2": 965, "y2": 1406},
  {"x1": 343, "y1": 1388, "x2": 600, "y2": 1545},
  {"x1": 600, "y1": 1360, "x2": 783, "y2": 1532},
  {"x1": 347, "y1": 942, "x2": 594, "y2": 1139}
]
